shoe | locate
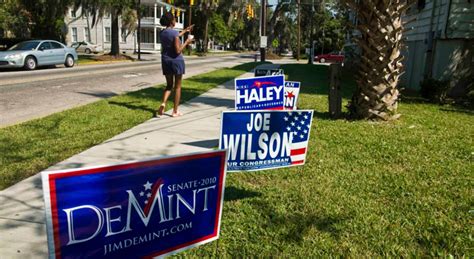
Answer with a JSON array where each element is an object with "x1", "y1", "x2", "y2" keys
[
  {"x1": 171, "y1": 111, "x2": 183, "y2": 117},
  {"x1": 156, "y1": 104, "x2": 166, "y2": 116}
]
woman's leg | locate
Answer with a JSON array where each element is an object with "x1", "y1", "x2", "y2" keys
[
  {"x1": 162, "y1": 75, "x2": 174, "y2": 104},
  {"x1": 172, "y1": 74, "x2": 182, "y2": 115},
  {"x1": 158, "y1": 75, "x2": 174, "y2": 115}
]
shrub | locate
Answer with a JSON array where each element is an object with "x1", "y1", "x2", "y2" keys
[{"x1": 420, "y1": 78, "x2": 451, "y2": 104}]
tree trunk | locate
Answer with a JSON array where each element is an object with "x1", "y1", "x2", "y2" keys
[
  {"x1": 110, "y1": 10, "x2": 120, "y2": 56},
  {"x1": 346, "y1": 0, "x2": 408, "y2": 121},
  {"x1": 203, "y1": 16, "x2": 209, "y2": 53}
]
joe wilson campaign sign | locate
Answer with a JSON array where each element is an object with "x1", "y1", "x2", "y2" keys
[
  {"x1": 284, "y1": 81, "x2": 301, "y2": 111},
  {"x1": 42, "y1": 150, "x2": 227, "y2": 258},
  {"x1": 219, "y1": 110, "x2": 314, "y2": 171},
  {"x1": 235, "y1": 75, "x2": 285, "y2": 111}
]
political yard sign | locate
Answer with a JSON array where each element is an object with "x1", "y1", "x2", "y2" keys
[
  {"x1": 219, "y1": 110, "x2": 314, "y2": 171},
  {"x1": 235, "y1": 75, "x2": 285, "y2": 111},
  {"x1": 42, "y1": 150, "x2": 228, "y2": 259},
  {"x1": 284, "y1": 81, "x2": 301, "y2": 110}
]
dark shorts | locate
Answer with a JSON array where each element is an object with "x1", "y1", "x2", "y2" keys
[{"x1": 162, "y1": 58, "x2": 185, "y2": 75}]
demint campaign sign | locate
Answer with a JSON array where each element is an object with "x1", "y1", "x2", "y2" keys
[
  {"x1": 235, "y1": 75, "x2": 285, "y2": 110},
  {"x1": 284, "y1": 81, "x2": 301, "y2": 111},
  {"x1": 219, "y1": 110, "x2": 314, "y2": 171},
  {"x1": 42, "y1": 150, "x2": 227, "y2": 258}
]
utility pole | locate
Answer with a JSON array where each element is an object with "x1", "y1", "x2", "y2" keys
[
  {"x1": 188, "y1": 4, "x2": 192, "y2": 55},
  {"x1": 137, "y1": 0, "x2": 141, "y2": 60},
  {"x1": 297, "y1": 0, "x2": 301, "y2": 61},
  {"x1": 260, "y1": 0, "x2": 266, "y2": 62}
]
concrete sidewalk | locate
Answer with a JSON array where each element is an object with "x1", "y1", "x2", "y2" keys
[{"x1": 0, "y1": 63, "x2": 280, "y2": 258}]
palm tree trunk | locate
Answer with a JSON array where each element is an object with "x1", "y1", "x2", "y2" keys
[
  {"x1": 110, "y1": 10, "x2": 120, "y2": 56},
  {"x1": 346, "y1": 0, "x2": 408, "y2": 121}
]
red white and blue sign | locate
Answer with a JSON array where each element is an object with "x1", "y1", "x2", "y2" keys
[
  {"x1": 235, "y1": 75, "x2": 285, "y2": 111},
  {"x1": 42, "y1": 150, "x2": 228, "y2": 259},
  {"x1": 284, "y1": 81, "x2": 301, "y2": 111},
  {"x1": 219, "y1": 110, "x2": 314, "y2": 171}
]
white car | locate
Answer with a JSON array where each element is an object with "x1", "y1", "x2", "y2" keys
[
  {"x1": 0, "y1": 40, "x2": 78, "y2": 70},
  {"x1": 71, "y1": 41, "x2": 102, "y2": 54}
]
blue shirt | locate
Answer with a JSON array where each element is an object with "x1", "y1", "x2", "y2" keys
[{"x1": 160, "y1": 28, "x2": 184, "y2": 61}]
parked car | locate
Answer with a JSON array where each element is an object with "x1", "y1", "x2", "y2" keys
[
  {"x1": 314, "y1": 51, "x2": 345, "y2": 63},
  {"x1": 71, "y1": 41, "x2": 102, "y2": 54},
  {"x1": 0, "y1": 40, "x2": 78, "y2": 70}
]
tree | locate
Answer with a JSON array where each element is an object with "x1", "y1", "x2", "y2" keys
[
  {"x1": 16, "y1": 0, "x2": 73, "y2": 41},
  {"x1": 74, "y1": 0, "x2": 136, "y2": 56},
  {"x1": 197, "y1": 0, "x2": 220, "y2": 52},
  {"x1": 344, "y1": 0, "x2": 411, "y2": 121},
  {"x1": 0, "y1": 0, "x2": 31, "y2": 38}
]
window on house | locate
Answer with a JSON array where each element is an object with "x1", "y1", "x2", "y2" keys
[
  {"x1": 121, "y1": 28, "x2": 128, "y2": 43},
  {"x1": 84, "y1": 28, "x2": 91, "y2": 42},
  {"x1": 71, "y1": 9, "x2": 76, "y2": 18},
  {"x1": 105, "y1": 27, "x2": 111, "y2": 43},
  {"x1": 72, "y1": 28, "x2": 78, "y2": 42}
]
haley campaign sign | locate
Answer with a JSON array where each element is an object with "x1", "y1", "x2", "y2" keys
[
  {"x1": 219, "y1": 110, "x2": 314, "y2": 171},
  {"x1": 42, "y1": 150, "x2": 227, "y2": 258},
  {"x1": 284, "y1": 81, "x2": 301, "y2": 110},
  {"x1": 235, "y1": 75, "x2": 285, "y2": 111}
]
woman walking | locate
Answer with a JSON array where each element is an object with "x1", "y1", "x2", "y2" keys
[{"x1": 156, "y1": 12, "x2": 194, "y2": 117}]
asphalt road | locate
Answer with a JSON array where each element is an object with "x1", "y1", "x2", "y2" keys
[{"x1": 0, "y1": 54, "x2": 254, "y2": 127}]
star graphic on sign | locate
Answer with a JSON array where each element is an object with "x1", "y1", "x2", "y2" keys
[
  {"x1": 139, "y1": 191, "x2": 144, "y2": 197},
  {"x1": 293, "y1": 131, "x2": 298, "y2": 136},
  {"x1": 298, "y1": 111, "x2": 302, "y2": 115},
  {"x1": 297, "y1": 126, "x2": 302, "y2": 130},
  {"x1": 287, "y1": 112, "x2": 293, "y2": 116},
  {"x1": 147, "y1": 193, "x2": 152, "y2": 198},
  {"x1": 286, "y1": 91, "x2": 295, "y2": 99},
  {"x1": 144, "y1": 181, "x2": 152, "y2": 190},
  {"x1": 300, "y1": 134, "x2": 305, "y2": 139},
  {"x1": 304, "y1": 129, "x2": 308, "y2": 134},
  {"x1": 144, "y1": 200, "x2": 148, "y2": 204},
  {"x1": 301, "y1": 120, "x2": 305, "y2": 125},
  {"x1": 304, "y1": 115, "x2": 309, "y2": 119},
  {"x1": 294, "y1": 116, "x2": 299, "y2": 121},
  {"x1": 284, "y1": 116, "x2": 289, "y2": 121},
  {"x1": 286, "y1": 126, "x2": 291, "y2": 131}
]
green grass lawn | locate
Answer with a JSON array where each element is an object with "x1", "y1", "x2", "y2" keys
[
  {"x1": 177, "y1": 64, "x2": 472, "y2": 257},
  {"x1": 0, "y1": 63, "x2": 471, "y2": 256},
  {"x1": 0, "y1": 62, "x2": 265, "y2": 190}
]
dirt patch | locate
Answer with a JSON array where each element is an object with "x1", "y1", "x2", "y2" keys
[
  {"x1": 265, "y1": 52, "x2": 282, "y2": 60},
  {"x1": 92, "y1": 54, "x2": 135, "y2": 62}
]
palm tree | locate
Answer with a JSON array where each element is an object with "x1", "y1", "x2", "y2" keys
[{"x1": 345, "y1": 0, "x2": 412, "y2": 120}]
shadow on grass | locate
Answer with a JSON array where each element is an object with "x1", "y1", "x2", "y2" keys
[
  {"x1": 251, "y1": 199, "x2": 351, "y2": 242},
  {"x1": 282, "y1": 64, "x2": 356, "y2": 99},
  {"x1": 224, "y1": 186, "x2": 261, "y2": 202},
  {"x1": 76, "y1": 91, "x2": 117, "y2": 99}
]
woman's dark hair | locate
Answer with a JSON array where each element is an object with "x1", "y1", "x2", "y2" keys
[{"x1": 160, "y1": 12, "x2": 175, "y2": 27}]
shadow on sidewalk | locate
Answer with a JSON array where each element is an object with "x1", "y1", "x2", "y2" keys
[{"x1": 182, "y1": 139, "x2": 219, "y2": 149}]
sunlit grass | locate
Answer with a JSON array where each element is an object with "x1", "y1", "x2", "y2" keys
[{"x1": 0, "y1": 62, "x2": 266, "y2": 189}]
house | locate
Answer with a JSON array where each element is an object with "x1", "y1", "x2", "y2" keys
[
  {"x1": 64, "y1": 0, "x2": 186, "y2": 53},
  {"x1": 347, "y1": 0, "x2": 474, "y2": 92},
  {"x1": 402, "y1": 0, "x2": 474, "y2": 92}
]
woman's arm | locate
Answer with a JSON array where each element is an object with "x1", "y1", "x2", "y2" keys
[
  {"x1": 174, "y1": 37, "x2": 192, "y2": 55},
  {"x1": 178, "y1": 25, "x2": 194, "y2": 37}
]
